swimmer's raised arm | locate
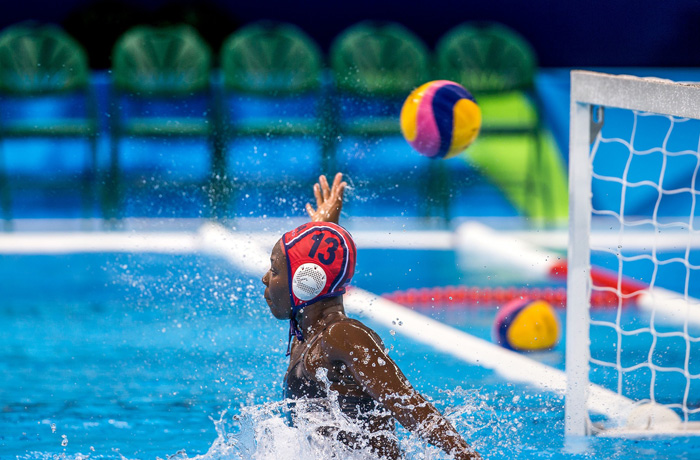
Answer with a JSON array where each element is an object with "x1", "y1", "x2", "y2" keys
[
  {"x1": 305, "y1": 173, "x2": 347, "y2": 224},
  {"x1": 322, "y1": 322, "x2": 482, "y2": 460}
]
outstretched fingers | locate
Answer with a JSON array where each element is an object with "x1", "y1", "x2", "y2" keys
[
  {"x1": 305, "y1": 173, "x2": 347, "y2": 222},
  {"x1": 320, "y1": 175, "x2": 331, "y2": 201},
  {"x1": 329, "y1": 172, "x2": 346, "y2": 197},
  {"x1": 335, "y1": 181, "x2": 346, "y2": 203},
  {"x1": 313, "y1": 182, "x2": 323, "y2": 208},
  {"x1": 331, "y1": 172, "x2": 343, "y2": 191}
]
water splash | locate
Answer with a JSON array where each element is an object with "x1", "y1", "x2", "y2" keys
[
  {"x1": 183, "y1": 379, "x2": 519, "y2": 460},
  {"x1": 436, "y1": 387, "x2": 523, "y2": 458},
  {"x1": 186, "y1": 401, "x2": 360, "y2": 460}
]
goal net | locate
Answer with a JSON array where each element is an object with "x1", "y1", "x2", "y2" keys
[{"x1": 567, "y1": 71, "x2": 700, "y2": 436}]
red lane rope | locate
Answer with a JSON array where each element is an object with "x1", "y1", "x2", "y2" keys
[
  {"x1": 381, "y1": 285, "x2": 634, "y2": 309},
  {"x1": 548, "y1": 260, "x2": 650, "y2": 294},
  {"x1": 549, "y1": 261, "x2": 648, "y2": 304},
  {"x1": 378, "y1": 261, "x2": 649, "y2": 309}
]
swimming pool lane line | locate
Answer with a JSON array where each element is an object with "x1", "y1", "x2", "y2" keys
[
  {"x1": 456, "y1": 221, "x2": 560, "y2": 281},
  {"x1": 197, "y1": 222, "x2": 641, "y2": 430}
]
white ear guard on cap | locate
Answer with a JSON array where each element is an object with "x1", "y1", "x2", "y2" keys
[{"x1": 292, "y1": 263, "x2": 327, "y2": 301}]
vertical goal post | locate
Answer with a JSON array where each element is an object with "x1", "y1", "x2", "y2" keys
[{"x1": 566, "y1": 71, "x2": 700, "y2": 436}]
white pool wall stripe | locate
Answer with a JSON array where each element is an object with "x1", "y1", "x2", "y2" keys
[
  {"x1": 472, "y1": 229, "x2": 700, "y2": 253},
  {"x1": 0, "y1": 227, "x2": 454, "y2": 256},
  {"x1": 7, "y1": 224, "x2": 697, "y2": 255},
  {"x1": 5, "y1": 218, "x2": 700, "y2": 253},
  {"x1": 0, "y1": 232, "x2": 199, "y2": 254},
  {"x1": 352, "y1": 231, "x2": 453, "y2": 249},
  {"x1": 250, "y1": 229, "x2": 454, "y2": 250}
]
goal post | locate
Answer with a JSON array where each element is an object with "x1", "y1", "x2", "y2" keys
[{"x1": 566, "y1": 71, "x2": 700, "y2": 436}]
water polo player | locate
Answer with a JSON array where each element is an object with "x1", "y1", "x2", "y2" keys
[{"x1": 262, "y1": 173, "x2": 482, "y2": 460}]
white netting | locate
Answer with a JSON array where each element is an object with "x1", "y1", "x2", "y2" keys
[{"x1": 587, "y1": 105, "x2": 700, "y2": 427}]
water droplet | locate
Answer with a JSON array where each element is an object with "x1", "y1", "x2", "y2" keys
[
  {"x1": 389, "y1": 330, "x2": 395, "y2": 336},
  {"x1": 61, "y1": 435, "x2": 68, "y2": 447}
]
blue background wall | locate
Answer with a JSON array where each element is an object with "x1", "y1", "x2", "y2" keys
[{"x1": 2, "y1": 0, "x2": 700, "y2": 67}]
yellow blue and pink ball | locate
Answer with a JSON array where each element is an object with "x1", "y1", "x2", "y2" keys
[
  {"x1": 493, "y1": 298, "x2": 561, "y2": 351},
  {"x1": 400, "y1": 80, "x2": 482, "y2": 159}
]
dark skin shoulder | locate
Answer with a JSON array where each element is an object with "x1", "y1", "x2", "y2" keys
[
  {"x1": 288, "y1": 311, "x2": 402, "y2": 459},
  {"x1": 317, "y1": 316, "x2": 480, "y2": 460}
]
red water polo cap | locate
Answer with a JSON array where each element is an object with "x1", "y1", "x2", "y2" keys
[{"x1": 281, "y1": 221, "x2": 357, "y2": 311}]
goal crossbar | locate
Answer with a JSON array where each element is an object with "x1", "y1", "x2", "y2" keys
[{"x1": 571, "y1": 71, "x2": 700, "y2": 119}]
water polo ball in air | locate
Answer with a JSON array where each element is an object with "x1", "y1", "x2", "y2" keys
[
  {"x1": 493, "y1": 298, "x2": 560, "y2": 351},
  {"x1": 400, "y1": 80, "x2": 481, "y2": 159}
]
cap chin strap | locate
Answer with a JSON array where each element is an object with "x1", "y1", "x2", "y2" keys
[
  {"x1": 284, "y1": 290, "x2": 346, "y2": 356},
  {"x1": 286, "y1": 304, "x2": 305, "y2": 356}
]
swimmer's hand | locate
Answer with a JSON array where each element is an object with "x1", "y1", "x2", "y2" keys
[{"x1": 306, "y1": 173, "x2": 347, "y2": 224}]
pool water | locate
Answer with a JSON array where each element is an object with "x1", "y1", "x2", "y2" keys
[{"x1": 2, "y1": 251, "x2": 700, "y2": 459}]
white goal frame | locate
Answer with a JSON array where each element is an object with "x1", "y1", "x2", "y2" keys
[{"x1": 566, "y1": 70, "x2": 700, "y2": 436}]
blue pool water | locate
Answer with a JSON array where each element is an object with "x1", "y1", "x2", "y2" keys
[{"x1": 2, "y1": 250, "x2": 700, "y2": 459}]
